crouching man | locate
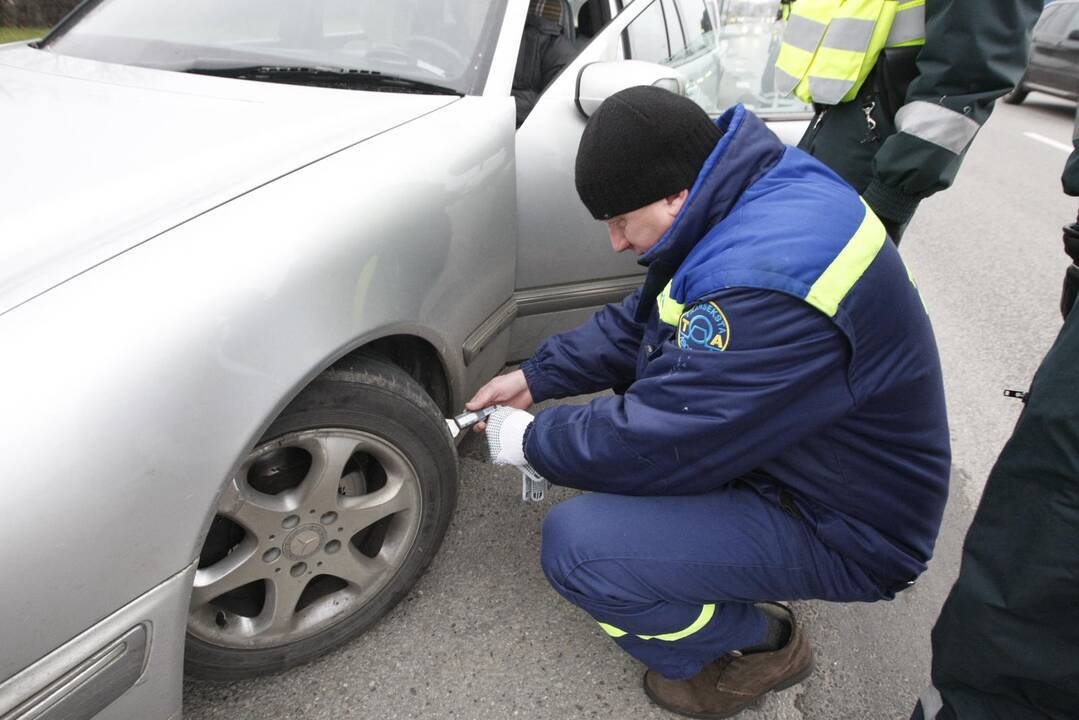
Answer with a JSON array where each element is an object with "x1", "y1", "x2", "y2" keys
[{"x1": 468, "y1": 86, "x2": 950, "y2": 718}]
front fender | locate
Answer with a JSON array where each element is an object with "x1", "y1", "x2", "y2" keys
[{"x1": 0, "y1": 94, "x2": 517, "y2": 679}]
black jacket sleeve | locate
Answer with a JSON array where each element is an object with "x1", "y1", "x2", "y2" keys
[
  {"x1": 1064, "y1": 105, "x2": 1079, "y2": 199},
  {"x1": 863, "y1": 0, "x2": 1044, "y2": 225},
  {"x1": 512, "y1": 16, "x2": 578, "y2": 127}
]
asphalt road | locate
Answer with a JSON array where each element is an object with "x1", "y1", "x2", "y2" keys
[{"x1": 184, "y1": 93, "x2": 1078, "y2": 720}]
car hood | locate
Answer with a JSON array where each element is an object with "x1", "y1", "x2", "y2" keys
[{"x1": 0, "y1": 46, "x2": 458, "y2": 315}]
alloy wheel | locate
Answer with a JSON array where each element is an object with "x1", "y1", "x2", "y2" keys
[{"x1": 189, "y1": 429, "x2": 422, "y2": 648}]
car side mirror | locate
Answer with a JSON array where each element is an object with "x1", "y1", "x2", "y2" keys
[
  {"x1": 575, "y1": 60, "x2": 686, "y2": 118},
  {"x1": 1069, "y1": 29, "x2": 1079, "y2": 41}
]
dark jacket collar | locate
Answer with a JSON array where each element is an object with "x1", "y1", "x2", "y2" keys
[{"x1": 633, "y1": 104, "x2": 785, "y2": 322}]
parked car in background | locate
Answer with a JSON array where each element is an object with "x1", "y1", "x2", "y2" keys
[
  {"x1": 0, "y1": 1, "x2": 807, "y2": 718},
  {"x1": 1006, "y1": 0, "x2": 1079, "y2": 104}
]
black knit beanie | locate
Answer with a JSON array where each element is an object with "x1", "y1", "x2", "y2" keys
[{"x1": 575, "y1": 86, "x2": 723, "y2": 220}]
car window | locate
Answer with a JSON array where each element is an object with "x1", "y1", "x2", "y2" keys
[
  {"x1": 622, "y1": 0, "x2": 809, "y2": 118},
  {"x1": 624, "y1": 0, "x2": 671, "y2": 63},
  {"x1": 42, "y1": 0, "x2": 508, "y2": 95},
  {"x1": 571, "y1": 0, "x2": 610, "y2": 42},
  {"x1": 664, "y1": 0, "x2": 687, "y2": 57},
  {"x1": 668, "y1": 0, "x2": 715, "y2": 65},
  {"x1": 677, "y1": 0, "x2": 715, "y2": 50}
]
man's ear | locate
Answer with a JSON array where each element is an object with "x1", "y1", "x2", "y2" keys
[{"x1": 666, "y1": 189, "x2": 690, "y2": 217}]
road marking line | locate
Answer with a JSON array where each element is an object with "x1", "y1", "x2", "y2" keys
[{"x1": 1023, "y1": 132, "x2": 1073, "y2": 153}]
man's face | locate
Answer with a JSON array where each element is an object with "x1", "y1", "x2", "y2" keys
[{"x1": 605, "y1": 190, "x2": 688, "y2": 256}]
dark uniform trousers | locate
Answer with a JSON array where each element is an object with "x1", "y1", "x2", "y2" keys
[
  {"x1": 913, "y1": 299, "x2": 1079, "y2": 720},
  {"x1": 540, "y1": 481, "x2": 889, "y2": 680}
]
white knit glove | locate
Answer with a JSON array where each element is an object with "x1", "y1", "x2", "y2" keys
[{"x1": 484, "y1": 406, "x2": 533, "y2": 467}]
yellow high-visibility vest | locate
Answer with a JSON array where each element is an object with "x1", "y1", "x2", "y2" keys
[{"x1": 775, "y1": 0, "x2": 926, "y2": 105}]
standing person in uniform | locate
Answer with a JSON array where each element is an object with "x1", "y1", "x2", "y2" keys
[
  {"x1": 467, "y1": 86, "x2": 951, "y2": 718},
  {"x1": 512, "y1": 4, "x2": 577, "y2": 127},
  {"x1": 774, "y1": 0, "x2": 1042, "y2": 242},
  {"x1": 910, "y1": 109, "x2": 1079, "y2": 720}
]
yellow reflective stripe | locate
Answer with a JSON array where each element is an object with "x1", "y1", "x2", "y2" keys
[
  {"x1": 887, "y1": 38, "x2": 926, "y2": 48},
  {"x1": 799, "y1": 0, "x2": 889, "y2": 104},
  {"x1": 774, "y1": 65, "x2": 804, "y2": 96},
  {"x1": 657, "y1": 281, "x2": 685, "y2": 327},
  {"x1": 598, "y1": 622, "x2": 627, "y2": 638},
  {"x1": 776, "y1": 43, "x2": 815, "y2": 97},
  {"x1": 907, "y1": 263, "x2": 928, "y2": 313},
  {"x1": 596, "y1": 604, "x2": 716, "y2": 642},
  {"x1": 886, "y1": 0, "x2": 925, "y2": 46},
  {"x1": 805, "y1": 199, "x2": 886, "y2": 317},
  {"x1": 788, "y1": 0, "x2": 843, "y2": 23},
  {"x1": 846, "y1": 0, "x2": 896, "y2": 102},
  {"x1": 777, "y1": 0, "x2": 841, "y2": 100},
  {"x1": 783, "y1": 12, "x2": 828, "y2": 52},
  {"x1": 820, "y1": 17, "x2": 877, "y2": 52},
  {"x1": 895, "y1": 101, "x2": 979, "y2": 154},
  {"x1": 806, "y1": 73, "x2": 858, "y2": 105},
  {"x1": 639, "y1": 604, "x2": 716, "y2": 641},
  {"x1": 779, "y1": 0, "x2": 923, "y2": 104}
]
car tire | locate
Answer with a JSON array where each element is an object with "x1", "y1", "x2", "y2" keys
[
  {"x1": 1003, "y1": 80, "x2": 1029, "y2": 105},
  {"x1": 185, "y1": 355, "x2": 457, "y2": 680}
]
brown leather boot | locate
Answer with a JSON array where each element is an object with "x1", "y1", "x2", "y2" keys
[{"x1": 642, "y1": 604, "x2": 814, "y2": 719}]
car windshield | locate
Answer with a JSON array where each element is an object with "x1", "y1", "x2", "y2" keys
[{"x1": 40, "y1": 0, "x2": 508, "y2": 95}]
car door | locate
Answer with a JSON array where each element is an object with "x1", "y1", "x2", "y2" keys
[
  {"x1": 1032, "y1": 2, "x2": 1078, "y2": 92},
  {"x1": 664, "y1": 0, "x2": 724, "y2": 113},
  {"x1": 1026, "y1": 3, "x2": 1062, "y2": 86},
  {"x1": 509, "y1": 0, "x2": 807, "y2": 361},
  {"x1": 508, "y1": 0, "x2": 668, "y2": 362},
  {"x1": 1060, "y1": 3, "x2": 1079, "y2": 96}
]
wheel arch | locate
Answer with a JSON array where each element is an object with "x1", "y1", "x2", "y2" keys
[
  {"x1": 185, "y1": 348, "x2": 459, "y2": 678},
  {"x1": 190, "y1": 325, "x2": 461, "y2": 569},
  {"x1": 332, "y1": 333, "x2": 454, "y2": 417}
]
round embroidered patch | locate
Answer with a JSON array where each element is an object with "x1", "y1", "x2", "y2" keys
[{"x1": 678, "y1": 301, "x2": 730, "y2": 352}]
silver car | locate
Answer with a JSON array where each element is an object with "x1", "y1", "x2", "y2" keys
[{"x1": 0, "y1": 1, "x2": 807, "y2": 718}]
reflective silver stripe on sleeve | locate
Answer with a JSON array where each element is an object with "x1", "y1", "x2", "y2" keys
[
  {"x1": 886, "y1": 4, "x2": 926, "y2": 45},
  {"x1": 783, "y1": 13, "x2": 828, "y2": 52},
  {"x1": 809, "y1": 75, "x2": 856, "y2": 105},
  {"x1": 895, "y1": 101, "x2": 980, "y2": 154},
  {"x1": 774, "y1": 66, "x2": 802, "y2": 95},
  {"x1": 918, "y1": 686, "x2": 944, "y2": 720},
  {"x1": 821, "y1": 17, "x2": 877, "y2": 52}
]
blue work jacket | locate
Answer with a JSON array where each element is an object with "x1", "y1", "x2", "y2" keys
[{"x1": 520, "y1": 105, "x2": 951, "y2": 588}]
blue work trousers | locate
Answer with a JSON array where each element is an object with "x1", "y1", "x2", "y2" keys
[{"x1": 540, "y1": 481, "x2": 888, "y2": 679}]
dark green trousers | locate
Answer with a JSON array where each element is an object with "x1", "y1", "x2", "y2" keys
[{"x1": 913, "y1": 301, "x2": 1079, "y2": 719}]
